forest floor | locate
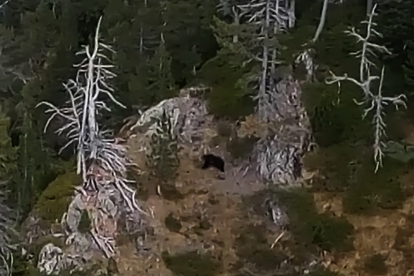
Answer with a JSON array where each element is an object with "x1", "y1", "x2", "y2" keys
[{"x1": 113, "y1": 127, "x2": 414, "y2": 276}]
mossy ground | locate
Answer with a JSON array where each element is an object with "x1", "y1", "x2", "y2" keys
[{"x1": 34, "y1": 171, "x2": 80, "y2": 223}]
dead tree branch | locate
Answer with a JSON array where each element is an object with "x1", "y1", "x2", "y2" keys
[
  {"x1": 325, "y1": 4, "x2": 406, "y2": 172},
  {"x1": 37, "y1": 17, "x2": 142, "y2": 258}
]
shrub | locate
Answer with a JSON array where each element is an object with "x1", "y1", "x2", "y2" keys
[{"x1": 34, "y1": 171, "x2": 79, "y2": 223}]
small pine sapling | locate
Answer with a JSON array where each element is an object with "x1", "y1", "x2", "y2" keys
[
  {"x1": 146, "y1": 110, "x2": 180, "y2": 185},
  {"x1": 326, "y1": 4, "x2": 407, "y2": 172}
]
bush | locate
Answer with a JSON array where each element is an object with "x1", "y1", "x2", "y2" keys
[
  {"x1": 162, "y1": 251, "x2": 221, "y2": 276},
  {"x1": 199, "y1": 55, "x2": 255, "y2": 120},
  {"x1": 146, "y1": 110, "x2": 180, "y2": 186},
  {"x1": 216, "y1": 121, "x2": 233, "y2": 137},
  {"x1": 34, "y1": 171, "x2": 79, "y2": 223},
  {"x1": 277, "y1": 189, "x2": 354, "y2": 253},
  {"x1": 301, "y1": 82, "x2": 370, "y2": 147},
  {"x1": 233, "y1": 223, "x2": 288, "y2": 271},
  {"x1": 226, "y1": 136, "x2": 259, "y2": 160},
  {"x1": 303, "y1": 143, "x2": 411, "y2": 214},
  {"x1": 342, "y1": 155, "x2": 408, "y2": 214},
  {"x1": 78, "y1": 210, "x2": 92, "y2": 234},
  {"x1": 363, "y1": 254, "x2": 388, "y2": 275}
]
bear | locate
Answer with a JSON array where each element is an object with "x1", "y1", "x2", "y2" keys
[{"x1": 201, "y1": 154, "x2": 225, "y2": 173}]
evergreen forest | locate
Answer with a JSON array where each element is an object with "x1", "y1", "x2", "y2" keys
[{"x1": 0, "y1": 0, "x2": 414, "y2": 275}]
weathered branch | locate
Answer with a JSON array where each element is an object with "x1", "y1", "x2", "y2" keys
[
  {"x1": 312, "y1": 0, "x2": 329, "y2": 43},
  {"x1": 37, "y1": 16, "x2": 144, "y2": 258},
  {"x1": 325, "y1": 4, "x2": 407, "y2": 171}
]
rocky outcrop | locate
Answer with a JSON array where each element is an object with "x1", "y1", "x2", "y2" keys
[
  {"x1": 129, "y1": 86, "x2": 211, "y2": 147},
  {"x1": 126, "y1": 81, "x2": 312, "y2": 186},
  {"x1": 37, "y1": 243, "x2": 86, "y2": 275},
  {"x1": 253, "y1": 75, "x2": 313, "y2": 185},
  {"x1": 32, "y1": 78, "x2": 312, "y2": 274},
  {"x1": 29, "y1": 171, "x2": 144, "y2": 275}
]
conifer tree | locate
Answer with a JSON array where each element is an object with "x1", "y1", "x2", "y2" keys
[
  {"x1": 146, "y1": 110, "x2": 180, "y2": 185},
  {"x1": 145, "y1": 36, "x2": 177, "y2": 104},
  {"x1": 0, "y1": 112, "x2": 17, "y2": 276}
]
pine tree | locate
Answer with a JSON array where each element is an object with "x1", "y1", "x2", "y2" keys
[
  {"x1": 377, "y1": 0, "x2": 414, "y2": 92},
  {"x1": 0, "y1": 112, "x2": 18, "y2": 201},
  {"x1": 145, "y1": 38, "x2": 177, "y2": 105},
  {"x1": 0, "y1": 111, "x2": 18, "y2": 276},
  {"x1": 199, "y1": 5, "x2": 257, "y2": 119},
  {"x1": 163, "y1": 0, "x2": 217, "y2": 84},
  {"x1": 146, "y1": 110, "x2": 180, "y2": 185}
]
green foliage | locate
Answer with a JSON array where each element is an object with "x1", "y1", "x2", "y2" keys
[
  {"x1": 14, "y1": 112, "x2": 62, "y2": 219},
  {"x1": 377, "y1": 0, "x2": 414, "y2": 98},
  {"x1": 226, "y1": 136, "x2": 259, "y2": 160},
  {"x1": 363, "y1": 254, "x2": 388, "y2": 275},
  {"x1": 164, "y1": 213, "x2": 182, "y2": 233},
  {"x1": 280, "y1": 0, "x2": 364, "y2": 71},
  {"x1": 301, "y1": 80, "x2": 370, "y2": 147},
  {"x1": 277, "y1": 189, "x2": 354, "y2": 253},
  {"x1": 0, "y1": 113, "x2": 18, "y2": 183},
  {"x1": 383, "y1": 141, "x2": 414, "y2": 163},
  {"x1": 234, "y1": 224, "x2": 288, "y2": 271},
  {"x1": 200, "y1": 55, "x2": 254, "y2": 120},
  {"x1": 163, "y1": 0, "x2": 218, "y2": 84},
  {"x1": 78, "y1": 210, "x2": 92, "y2": 234},
  {"x1": 342, "y1": 156, "x2": 407, "y2": 214},
  {"x1": 144, "y1": 41, "x2": 177, "y2": 105},
  {"x1": 34, "y1": 171, "x2": 79, "y2": 223},
  {"x1": 304, "y1": 143, "x2": 411, "y2": 214},
  {"x1": 216, "y1": 121, "x2": 233, "y2": 138},
  {"x1": 282, "y1": 0, "x2": 376, "y2": 147},
  {"x1": 162, "y1": 251, "x2": 221, "y2": 276},
  {"x1": 146, "y1": 110, "x2": 180, "y2": 185}
]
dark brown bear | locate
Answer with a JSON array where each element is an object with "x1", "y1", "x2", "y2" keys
[{"x1": 201, "y1": 154, "x2": 225, "y2": 173}]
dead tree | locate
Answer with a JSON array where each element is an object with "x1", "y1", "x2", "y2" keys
[
  {"x1": 37, "y1": 17, "x2": 142, "y2": 257},
  {"x1": 326, "y1": 4, "x2": 406, "y2": 172}
]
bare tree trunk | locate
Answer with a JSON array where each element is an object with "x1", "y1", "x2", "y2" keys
[
  {"x1": 288, "y1": 0, "x2": 295, "y2": 28},
  {"x1": 312, "y1": 0, "x2": 329, "y2": 43},
  {"x1": 232, "y1": 7, "x2": 240, "y2": 43},
  {"x1": 258, "y1": 0, "x2": 271, "y2": 122},
  {"x1": 366, "y1": 0, "x2": 373, "y2": 15}
]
